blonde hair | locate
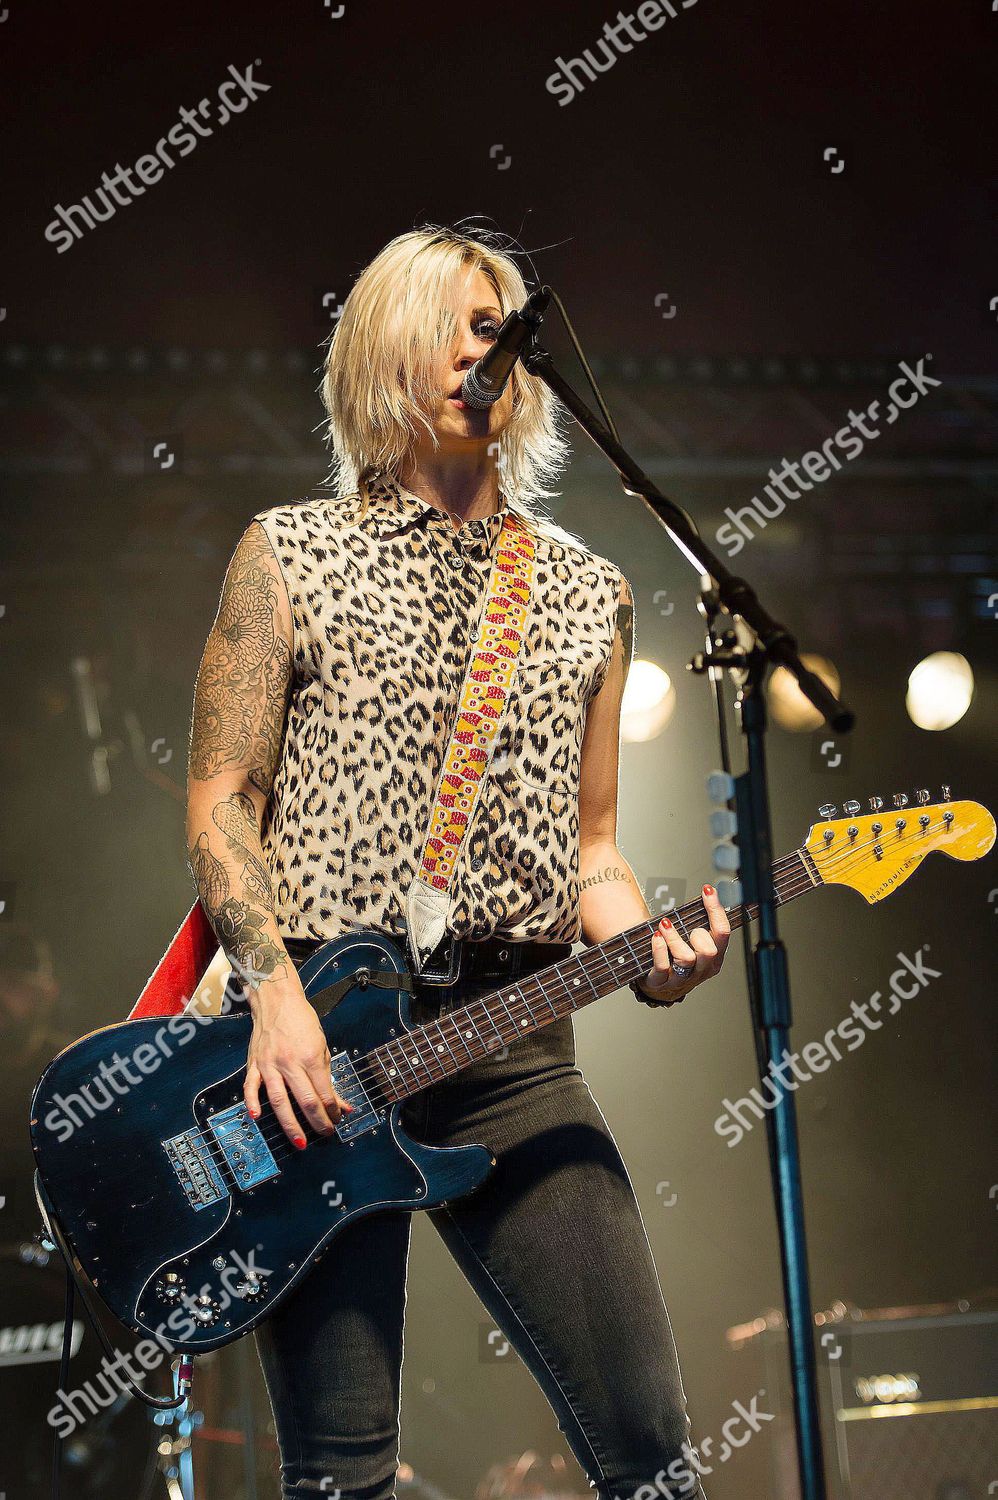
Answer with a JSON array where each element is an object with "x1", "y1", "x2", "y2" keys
[{"x1": 319, "y1": 224, "x2": 578, "y2": 535}]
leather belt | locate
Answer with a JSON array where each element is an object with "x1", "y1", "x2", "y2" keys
[
  {"x1": 412, "y1": 931, "x2": 574, "y2": 988},
  {"x1": 282, "y1": 931, "x2": 574, "y2": 989}
]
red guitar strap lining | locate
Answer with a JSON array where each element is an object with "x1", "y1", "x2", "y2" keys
[{"x1": 127, "y1": 901, "x2": 219, "y2": 1020}]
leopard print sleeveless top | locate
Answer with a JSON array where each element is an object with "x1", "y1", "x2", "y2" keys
[{"x1": 252, "y1": 472, "x2": 625, "y2": 946}]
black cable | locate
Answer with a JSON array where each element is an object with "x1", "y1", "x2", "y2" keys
[
  {"x1": 538, "y1": 285, "x2": 708, "y2": 547},
  {"x1": 543, "y1": 285, "x2": 621, "y2": 444},
  {"x1": 51, "y1": 1267, "x2": 74, "y2": 1500}
]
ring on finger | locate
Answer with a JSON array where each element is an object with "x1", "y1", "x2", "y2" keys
[{"x1": 670, "y1": 960, "x2": 696, "y2": 980}]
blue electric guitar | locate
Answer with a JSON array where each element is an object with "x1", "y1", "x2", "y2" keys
[{"x1": 29, "y1": 793, "x2": 994, "y2": 1353}]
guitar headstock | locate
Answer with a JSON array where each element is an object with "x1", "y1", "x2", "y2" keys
[{"x1": 804, "y1": 788, "x2": 996, "y2": 904}]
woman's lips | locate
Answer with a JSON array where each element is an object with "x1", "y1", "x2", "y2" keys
[{"x1": 448, "y1": 396, "x2": 467, "y2": 409}]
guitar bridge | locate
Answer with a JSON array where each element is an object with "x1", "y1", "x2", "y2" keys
[{"x1": 163, "y1": 1130, "x2": 228, "y2": 1211}]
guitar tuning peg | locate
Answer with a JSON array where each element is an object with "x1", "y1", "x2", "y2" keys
[
  {"x1": 712, "y1": 843, "x2": 740, "y2": 873},
  {"x1": 843, "y1": 800, "x2": 861, "y2": 816},
  {"x1": 869, "y1": 796, "x2": 884, "y2": 812},
  {"x1": 915, "y1": 788, "x2": 930, "y2": 805},
  {"x1": 940, "y1": 784, "x2": 951, "y2": 802},
  {"x1": 706, "y1": 771, "x2": 735, "y2": 804},
  {"x1": 892, "y1": 792, "x2": 909, "y2": 809},
  {"x1": 818, "y1": 803, "x2": 837, "y2": 819}
]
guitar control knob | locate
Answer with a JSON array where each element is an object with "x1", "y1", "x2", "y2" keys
[
  {"x1": 191, "y1": 1295, "x2": 219, "y2": 1325},
  {"x1": 156, "y1": 1273, "x2": 185, "y2": 1303},
  {"x1": 235, "y1": 1276, "x2": 268, "y2": 1301}
]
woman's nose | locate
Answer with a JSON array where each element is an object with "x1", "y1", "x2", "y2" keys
[{"x1": 453, "y1": 327, "x2": 490, "y2": 368}]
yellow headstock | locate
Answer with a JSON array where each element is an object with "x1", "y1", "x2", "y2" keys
[{"x1": 804, "y1": 796, "x2": 996, "y2": 904}]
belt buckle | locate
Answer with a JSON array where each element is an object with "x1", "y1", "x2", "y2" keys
[{"x1": 414, "y1": 931, "x2": 463, "y2": 987}]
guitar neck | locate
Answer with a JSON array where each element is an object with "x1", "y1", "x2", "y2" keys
[{"x1": 371, "y1": 848, "x2": 823, "y2": 1103}]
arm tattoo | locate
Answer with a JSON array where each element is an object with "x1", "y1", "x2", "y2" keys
[
  {"x1": 189, "y1": 526, "x2": 291, "y2": 794},
  {"x1": 188, "y1": 823, "x2": 286, "y2": 989},
  {"x1": 211, "y1": 791, "x2": 274, "y2": 905},
  {"x1": 615, "y1": 588, "x2": 634, "y2": 683},
  {"x1": 580, "y1": 864, "x2": 631, "y2": 894}
]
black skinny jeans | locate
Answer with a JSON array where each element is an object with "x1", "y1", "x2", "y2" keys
[{"x1": 246, "y1": 940, "x2": 706, "y2": 1500}]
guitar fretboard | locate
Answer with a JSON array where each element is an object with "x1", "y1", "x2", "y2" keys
[{"x1": 368, "y1": 848, "x2": 821, "y2": 1103}]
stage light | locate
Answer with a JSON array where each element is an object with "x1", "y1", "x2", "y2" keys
[
  {"x1": 905, "y1": 650, "x2": 974, "y2": 730},
  {"x1": 621, "y1": 658, "x2": 676, "y2": 742},
  {"x1": 767, "y1": 653, "x2": 841, "y2": 732}
]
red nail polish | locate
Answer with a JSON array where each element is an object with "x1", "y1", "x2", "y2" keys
[
  {"x1": 342, "y1": 1102, "x2": 354, "y2": 1113},
  {"x1": 248, "y1": 1107, "x2": 259, "y2": 1119},
  {"x1": 294, "y1": 1135, "x2": 307, "y2": 1150},
  {"x1": 662, "y1": 918, "x2": 673, "y2": 929},
  {"x1": 703, "y1": 884, "x2": 715, "y2": 897}
]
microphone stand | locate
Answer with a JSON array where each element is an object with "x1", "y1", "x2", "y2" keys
[{"x1": 521, "y1": 333, "x2": 854, "y2": 1500}]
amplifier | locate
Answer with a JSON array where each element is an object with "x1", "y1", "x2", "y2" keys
[{"x1": 727, "y1": 1300, "x2": 998, "y2": 1498}]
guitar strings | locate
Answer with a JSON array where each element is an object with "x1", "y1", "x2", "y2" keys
[
  {"x1": 185, "y1": 815, "x2": 955, "y2": 1170},
  {"x1": 188, "y1": 855, "x2": 816, "y2": 1169},
  {"x1": 326, "y1": 814, "x2": 928, "y2": 1099},
  {"x1": 231, "y1": 855, "x2": 812, "y2": 1140}
]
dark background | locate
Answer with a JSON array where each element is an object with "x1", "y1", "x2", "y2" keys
[{"x1": 1, "y1": 2, "x2": 996, "y2": 1496}]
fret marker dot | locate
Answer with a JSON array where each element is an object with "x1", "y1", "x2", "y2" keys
[
  {"x1": 436, "y1": 1044, "x2": 444, "y2": 1053},
  {"x1": 464, "y1": 1030, "x2": 473, "y2": 1040},
  {"x1": 388, "y1": 1068, "x2": 397, "y2": 1076},
  {"x1": 521, "y1": 1018, "x2": 528, "y2": 1027}
]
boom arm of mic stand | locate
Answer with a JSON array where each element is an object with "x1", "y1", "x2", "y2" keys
[{"x1": 522, "y1": 342, "x2": 854, "y2": 734}]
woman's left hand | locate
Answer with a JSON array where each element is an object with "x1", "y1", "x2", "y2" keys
[{"x1": 633, "y1": 884, "x2": 731, "y2": 1008}]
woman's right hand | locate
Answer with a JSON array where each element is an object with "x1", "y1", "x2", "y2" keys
[{"x1": 243, "y1": 976, "x2": 354, "y2": 1147}]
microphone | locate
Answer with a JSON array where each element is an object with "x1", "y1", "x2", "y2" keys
[{"x1": 460, "y1": 286, "x2": 550, "y2": 408}]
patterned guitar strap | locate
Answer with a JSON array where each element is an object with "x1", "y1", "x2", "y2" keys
[{"x1": 404, "y1": 507, "x2": 537, "y2": 977}]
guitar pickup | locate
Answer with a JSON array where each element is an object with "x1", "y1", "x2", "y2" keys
[
  {"x1": 208, "y1": 1103, "x2": 280, "y2": 1190},
  {"x1": 329, "y1": 1053, "x2": 380, "y2": 1141}
]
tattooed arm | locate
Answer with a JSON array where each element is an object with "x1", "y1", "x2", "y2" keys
[
  {"x1": 187, "y1": 522, "x2": 292, "y2": 989},
  {"x1": 577, "y1": 573, "x2": 649, "y2": 945},
  {"x1": 186, "y1": 521, "x2": 349, "y2": 1141},
  {"x1": 576, "y1": 572, "x2": 731, "y2": 1005}
]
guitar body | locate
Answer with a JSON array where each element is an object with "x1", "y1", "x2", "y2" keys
[{"x1": 30, "y1": 930, "x2": 493, "y2": 1353}]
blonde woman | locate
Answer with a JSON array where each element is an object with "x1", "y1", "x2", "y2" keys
[{"x1": 186, "y1": 224, "x2": 729, "y2": 1499}]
